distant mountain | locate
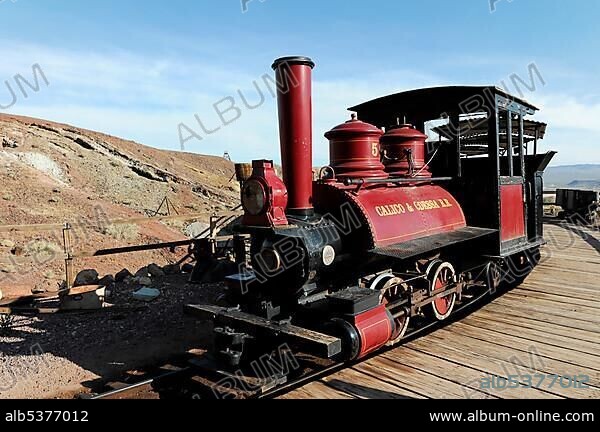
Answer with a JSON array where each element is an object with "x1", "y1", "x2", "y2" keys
[
  {"x1": 567, "y1": 180, "x2": 600, "y2": 190},
  {"x1": 545, "y1": 165, "x2": 600, "y2": 189}
]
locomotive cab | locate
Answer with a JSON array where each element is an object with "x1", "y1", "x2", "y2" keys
[{"x1": 350, "y1": 86, "x2": 555, "y2": 258}]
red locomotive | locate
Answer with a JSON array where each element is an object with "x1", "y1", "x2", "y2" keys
[{"x1": 187, "y1": 56, "x2": 555, "y2": 376}]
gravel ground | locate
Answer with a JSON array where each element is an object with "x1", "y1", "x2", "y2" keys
[{"x1": 0, "y1": 274, "x2": 225, "y2": 399}]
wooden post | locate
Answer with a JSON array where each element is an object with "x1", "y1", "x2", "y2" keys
[
  {"x1": 157, "y1": 196, "x2": 167, "y2": 217},
  {"x1": 63, "y1": 223, "x2": 74, "y2": 290},
  {"x1": 209, "y1": 215, "x2": 217, "y2": 240},
  {"x1": 170, "y1": 198, "x2": 179, "y2": 216}
]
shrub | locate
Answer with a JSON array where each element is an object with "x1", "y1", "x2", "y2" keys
[
  {"x1": 102, "y1": 224, "x2": 139, "y2": 241},
  {"x1": 26, "y1": 240, "x2": 63, "y2": 256}
]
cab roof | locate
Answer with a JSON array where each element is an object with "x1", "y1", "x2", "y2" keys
[{"x1": 349, "y1": 86, "x2": 539, "y2": 126}]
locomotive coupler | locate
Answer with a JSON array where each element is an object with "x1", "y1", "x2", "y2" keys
[{"x1": 213, "y1": 327, "x2": 253, "y2": 369}]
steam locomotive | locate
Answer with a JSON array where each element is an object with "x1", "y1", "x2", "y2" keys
[{"x1": 187, "y1": 56, "x2": 555, "y2": 368}]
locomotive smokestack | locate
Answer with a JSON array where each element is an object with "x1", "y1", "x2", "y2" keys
[{"x1": 272, "y1": 56, "x2": 315, "y2": 217}]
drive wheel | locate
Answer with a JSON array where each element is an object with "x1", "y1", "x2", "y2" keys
[
  {"x1": 370, "y1": 274, "x2": 410, "y2": 346},
  {"x1": 425, "y1": 261, "x2": 456, "y2": 321}
]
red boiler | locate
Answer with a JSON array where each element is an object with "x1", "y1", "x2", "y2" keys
[{"x1": 315, "y1": 182, "x2": 467, "y2": 249}]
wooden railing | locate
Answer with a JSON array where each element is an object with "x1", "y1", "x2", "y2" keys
[{"x1": 0, "y1": 208, "x2": 243, "y2": 289}]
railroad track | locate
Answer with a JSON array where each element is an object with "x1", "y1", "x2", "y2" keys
[
  {"x1": 89, "y1": 378, "x2": 160, "y2": 400},
  {"x1": 87, "y1": 368, "x2": 190, "y2": 400},
  {"x1": 91, "y1": 289, "x2": 491, "y2": 400}
]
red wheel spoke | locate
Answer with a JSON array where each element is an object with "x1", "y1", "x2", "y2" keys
[{"x1": 426, "y1": 261, "x2": 457, "y2": 322}]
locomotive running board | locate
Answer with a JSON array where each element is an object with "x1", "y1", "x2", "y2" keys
[
  {"x1": 371, "y1": 227, "x2": 498, "y2": 260},
  {"x1": 184, "y1": 304, "x2": 343, "y2": 359}
]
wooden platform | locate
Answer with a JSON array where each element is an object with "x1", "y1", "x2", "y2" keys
[{"x1": 282, "y1": 223, "x2": 600, "y2": 399}]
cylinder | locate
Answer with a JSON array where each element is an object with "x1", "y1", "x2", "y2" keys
[
  {"x1": 326, "y1": 115, "x2": 388, "y2": 180},
  {"x1": 324, "y1": 305, "x2": 394, "y2": 361},
  {"x1": 272, "y1": 56, "x2": 316, "y2": 217},
  {"x1": 381, "y1": 124, "x2": 432, "y2": 178}
]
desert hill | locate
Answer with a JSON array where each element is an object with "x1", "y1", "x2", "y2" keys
[{"x1": 0, "y1": 114, "x2": 240, "y2": 297}]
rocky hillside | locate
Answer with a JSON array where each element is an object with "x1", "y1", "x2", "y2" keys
[{"x1": 0, "y1": 114, "x2": 240, "y2": 297}]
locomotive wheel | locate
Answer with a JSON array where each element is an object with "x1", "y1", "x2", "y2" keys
[
  {"x1": 425, "y1": 261, "x2": 457, "y2": 321},
  {"x1": 369, "y1": 274, "x2": 410, "y2": 346}
]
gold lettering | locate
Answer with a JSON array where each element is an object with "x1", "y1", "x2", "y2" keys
[{"x1": 376, "y1": 198, "x2": 453, "y2": 217}]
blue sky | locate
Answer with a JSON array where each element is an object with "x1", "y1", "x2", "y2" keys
[{"x1": 0, "y1": 0, "x2": 599, "y2": 166}]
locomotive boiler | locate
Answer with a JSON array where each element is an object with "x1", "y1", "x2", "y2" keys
[{"x1": 187, "y1": 56, "x2": 555, "y2": 370}]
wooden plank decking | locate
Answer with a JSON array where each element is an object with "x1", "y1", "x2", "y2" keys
[{"x1": 282, "y1": 223, "x2": 600, "y2": 399}]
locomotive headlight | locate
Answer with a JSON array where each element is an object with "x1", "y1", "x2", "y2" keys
[
  {"x1": 242, "y1": 180, "x2": 267, "y2": 216},
  {"x1": 261, "y1": 248, "x2": 282, "y2": 272}
]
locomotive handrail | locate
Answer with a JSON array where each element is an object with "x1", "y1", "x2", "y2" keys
[{"x1": 343, "y1": 176, "x2": 453, "y2": 186}]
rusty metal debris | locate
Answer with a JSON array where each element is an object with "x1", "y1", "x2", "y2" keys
[{"x1": 59, "y1": 285, "x2": 106, "y2": 311}]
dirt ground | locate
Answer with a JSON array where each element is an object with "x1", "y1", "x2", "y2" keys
[{"x1": 0, "y1": 272, "x2": 225, "y2": 399}]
